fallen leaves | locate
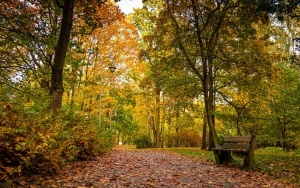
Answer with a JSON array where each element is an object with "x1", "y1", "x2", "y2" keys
[{"x1": 11, "y1": 149, "x2": 298, "y2": 187}]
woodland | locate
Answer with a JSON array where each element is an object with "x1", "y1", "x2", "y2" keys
[{"x1": 0, "y1": 0, "x2": 300, "y2": 186}]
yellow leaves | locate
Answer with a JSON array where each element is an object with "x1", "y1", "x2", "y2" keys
[
  {"x1": 64, "y1": 1, "x2": 142, "y2": 123},
  {"x1": 124, "y1": 105, "x2": 134, "y2": 111},
  {"x1": 15, "y1": 165, "x2": 22, "y2": 173},
  {"x1": 0, "y1": 126, "x2": 10, "y2": 134},
  {"x1": 15, "y1": 142, "x2": 26, "y2": 151},
  {"x1": 4, "y1": 165, "x2": 22, "y2": 175},
  {"x1": 35, "y1": 143, "x2": 49, "y2": 153}
]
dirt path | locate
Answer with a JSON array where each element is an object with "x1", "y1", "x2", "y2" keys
[{"x1": 15, "y1": 149, "x2": 296, "y2": 187}]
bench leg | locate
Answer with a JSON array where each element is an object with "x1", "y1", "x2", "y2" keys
[
  {"x1": 243, "y1": 152, "x2": 254, "y2": 168},
  {"x1": 213, "y1": 150, "x2": 233, "y2": 164},
  {"x1": 213, "y1": 150, "x2": 221, "y2": 164}
]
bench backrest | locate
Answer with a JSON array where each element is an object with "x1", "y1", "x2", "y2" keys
[{"x1": 222, "y1": 136, "x2": 253, "y2": 151}]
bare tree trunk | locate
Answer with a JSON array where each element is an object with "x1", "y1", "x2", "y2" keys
[
  {"x1": 236, "y1": 112, "x2": 242, "y2": 136},
  {"x1": 154, "y1": 86, "x2": 161, "y2": 147},
  {"x1": 175, "y1": 109, "x2": 180, "y2": 147},
  {"x1": 150, "y1": 115, "x2": 155, "y2": 144},
  {"x1": 49, "y1": 0, "x2": 74, "y2": 112},
  {"x1": 202, "y1": 57, "x2": 219, "y2": 148},
  {"x1": 161, "y1": 93, "x2": 165, "y2": 148},
  {"x1": 147, "y1": 115, "x2": 152, "y2": 143},
  {"x1": 201, "y1": 114, "x2": 207, "y2": 150}
]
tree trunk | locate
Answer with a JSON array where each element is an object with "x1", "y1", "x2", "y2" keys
[
  {"x1": 208, "y1": 129, "x2": 214, "y2": 150},
  {"x1": 236, "y1": 111, "x2": 242, "y2": 136},
  {"x1": 49, "y1": 0, "x2": 74, "y2": 112},
  {"x1": 175, "y1": 109, "x2": 180, "y2": 147},
  {"x1": 150, "y1": 115, "x2": 155, "y2": 143},
  {"x1": 161, "y1": 94, "x2": 165, "y2": 148},
  {"x1": 154, "y1": 86, "x2": 161, "y2": 147},
  {"x1": 147, "y1": 115, "x2": 152, "y2": 144},
  {"x1": 202, "y1": 56, "x2": 219, "y2": 148},
  {"x1": 201, "y1": 114, "x2": 207, "y2": 150}
]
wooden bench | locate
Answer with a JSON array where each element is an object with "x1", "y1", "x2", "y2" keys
[{"x1": 212, "y1": 135, "x2": 256, "y2": 168}]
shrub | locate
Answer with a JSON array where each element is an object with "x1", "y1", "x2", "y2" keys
[
  {"x1": 180, "y1": 130, "x2": 201, "y2": 147},
  {"x1": 135, "y1": 135, "x2": 152, "y2": 149},
  {"x1": 166, "y1": 130, "x2": 201, "y2": 147},
  {"x1": 0, "y1": 102, "x2": 114, "y2": 186},
  {"x1": 166, "y1": 133, "x2": 178, "y2": 147}
]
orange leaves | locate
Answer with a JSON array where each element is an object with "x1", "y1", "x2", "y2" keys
[
  {"x1": 67, "y1": 1, "x2": 141, "y2": 123},
  {"x1": 96, "y1": 2, "x2": 125, "y2": 24},
  {"x1": 14, "y1": 149, "x2": 299, "y2": 187},
  {"x1": 75, "y1": 0, "x2": 124, "y2": 29}
]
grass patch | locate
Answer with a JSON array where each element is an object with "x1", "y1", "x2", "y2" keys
[
  {"x1": 164, "y1": 147, "x2": 215, "y2": 162},
  {"x1": 254, "y1": 147, "x2": 300, "y2": 185}
]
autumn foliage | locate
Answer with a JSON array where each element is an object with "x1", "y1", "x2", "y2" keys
[
  {"x1": 0, "y1": 102, "x2": 113, "y2": 183},
  {"x1": 166, "y1": 130, "x2": 201, "y2": 148},
  {"x1": 1, "y1": 0, "x2": 300, "y2": 186}
]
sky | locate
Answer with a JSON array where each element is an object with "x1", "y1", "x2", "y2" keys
[{"x1": 117, "y1": 0, "x2": 143, "y2": 14}]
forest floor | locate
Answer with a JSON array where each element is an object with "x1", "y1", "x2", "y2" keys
[{"x1": 11, "y1": 146, "x2": 298, "y2": 188}]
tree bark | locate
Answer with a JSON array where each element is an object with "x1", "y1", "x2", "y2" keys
[
  {"x1": 154, "y1": 86, "x2": 161, "y2": 147},
  {"x1": 202, "y1": 56, "x2": 219, "y2": 148},
  {"x1": 201, "y1": 114, "x2": 207, "y2": 150},
  {"x1": 49, "y1": 0, "x2": 74, "y2": 112}
]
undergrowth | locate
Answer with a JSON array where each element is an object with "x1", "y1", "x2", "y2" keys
[{"x1": 0, "y1": 102, "x2": 114, "y2": 187}]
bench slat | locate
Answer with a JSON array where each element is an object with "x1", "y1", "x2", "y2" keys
[
  {"x1": 222, "y1": 143, "x2": 250, "y2": 150},
  {"x1": 213, "y1": 148, "x2": 250, "y2": 153},
  {"x1": 224, "y1": 136, "x2": 252, "y2": 143}
]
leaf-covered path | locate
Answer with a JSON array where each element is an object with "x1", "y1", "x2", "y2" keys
[{"x1": 18, "y1": 149, "x2": 296, "y2": 187}]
